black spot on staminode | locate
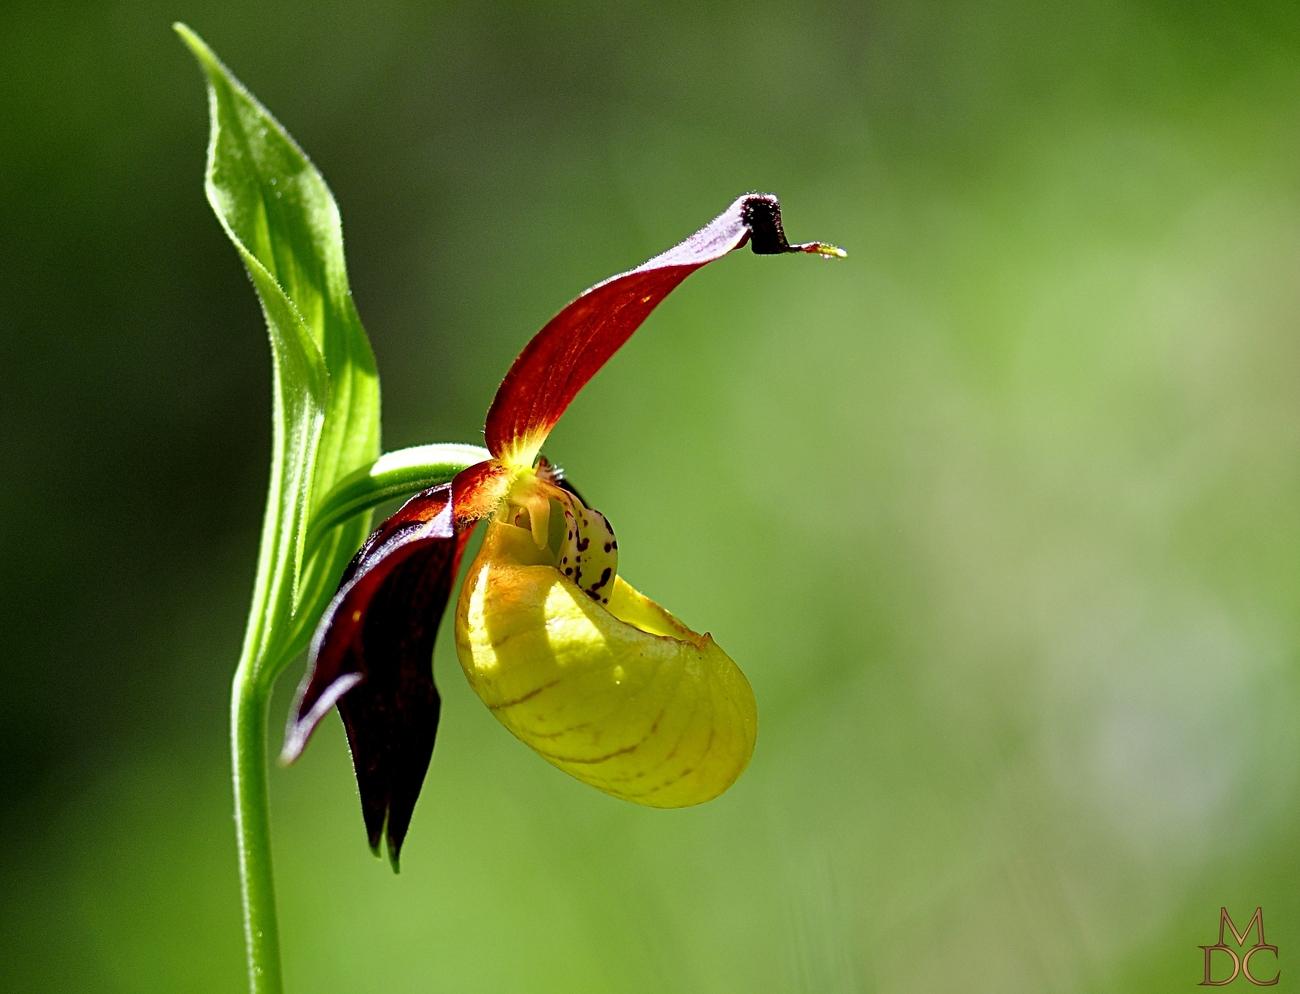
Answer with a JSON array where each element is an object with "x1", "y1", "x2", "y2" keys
[
  {"x1": 564, "y1": 567, "x2": 573, "y2": 576},
  {"x1": 603, "y1": 542, "x2": 612, "y2": 553},
  {"x1": 576, "y1": 537, "x2": 589, "y2": 552},
  {"x1": 590, "y1": 567, "x2": 612, "y2": 592}
]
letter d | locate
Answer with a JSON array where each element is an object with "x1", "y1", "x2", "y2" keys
[{"x1": 1202, "y1": 945, "x2": 1241, "y2": 986}]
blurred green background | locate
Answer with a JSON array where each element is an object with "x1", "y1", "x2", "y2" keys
[{"x1": 4, "y1": 1, "x2": 1300, "y2": 991}]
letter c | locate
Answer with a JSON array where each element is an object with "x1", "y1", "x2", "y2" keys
[{"x1": 1243, "y1": 944, "x2": 1279, "y2": 986}]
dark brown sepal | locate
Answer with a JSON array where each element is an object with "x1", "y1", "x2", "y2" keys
[{"x1": 283, "y1": 482, "x2": 470, "y2": 869}]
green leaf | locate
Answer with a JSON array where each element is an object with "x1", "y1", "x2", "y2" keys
[
  {"x1": 177, "y1": 24, "x2": 380, "y2": 685},
  {"x1": 305, "y1": 444, "x2": 490, "y2": 554}
]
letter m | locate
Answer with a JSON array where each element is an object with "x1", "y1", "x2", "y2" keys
[{"x1": 1220, "y1": 908, "x2": 1266, "y2": 948}]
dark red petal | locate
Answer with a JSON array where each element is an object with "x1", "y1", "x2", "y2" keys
[
  {"x1": 283, "y1": 482, "x2": 471, "y2": 867},
  {"x1": 484, "y1": 193, "x2": 837, "y2": 465}
]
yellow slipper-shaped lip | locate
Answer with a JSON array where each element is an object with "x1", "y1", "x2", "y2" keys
[{"x1": 456, "y1": 515, "x2": 757, "y2": 806}]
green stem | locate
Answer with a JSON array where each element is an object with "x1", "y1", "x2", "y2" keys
[{"x1": 232, "y1": 664, "x2": 284, "y2": 994}]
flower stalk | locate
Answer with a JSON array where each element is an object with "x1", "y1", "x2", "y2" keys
[{"x1": 231, "y1": 665, "x2": 283, "y2": 994}]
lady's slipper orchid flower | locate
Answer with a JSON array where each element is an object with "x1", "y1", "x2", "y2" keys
[{"x1": 283, "y1": 194, "x2": 842, "y2": 865}]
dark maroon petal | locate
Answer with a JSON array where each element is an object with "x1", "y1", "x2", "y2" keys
[
  {"x1": 484, "y1": 193, "x2": 840, "y2": 465},
  {"x1": 283, "y1": 482, "x2": 471, "y2": 868}
]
